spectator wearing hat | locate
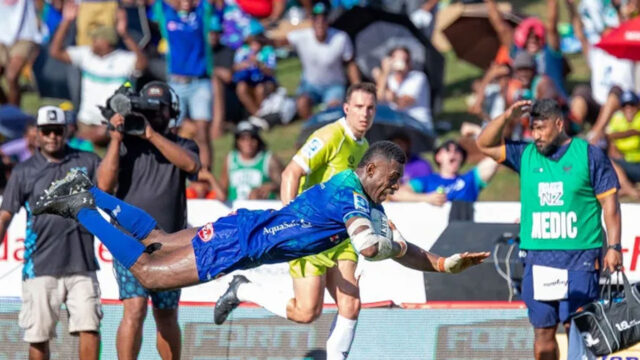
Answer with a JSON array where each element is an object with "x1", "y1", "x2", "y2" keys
[
  {"x1": 391, "y1": 140, "x2": 499, "y2": 205},
  {"x1": 49, "y1": 2, "x2": 147, "y2": 146},
  {"x1": 232, "y1": 22, "x2": 277, "y2": 118},
  {"x1": 606, "y1": 91, "x2": 640, "y2": 199},
  {"x1": 220, "y1": 121, "x2": 283, "y2": 201},
  {"x1": 0, "y1": 106, "x2": 103, "y2": 360},
  {"x1": 274, "y1": 2, "x2": 360, "y2": 119},
  {"x1": 375, "y1": 46, "x2": 433, "y2": 130}
]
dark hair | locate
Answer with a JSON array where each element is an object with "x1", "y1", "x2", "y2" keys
[
  {"x1": 388, "y1": 46, "x2": 411, "y2": 59},
  {"x1": 434, "y1": 140, "x2": 467, "y2": 167},
  {"x1": 530, "y1": 99, "x2": 563, "y2": 122},
  {"x1": 345, "y1": 82, "x2": 377, "y2": 104},
  {"x1": 357, "y1": 141, "x2": 406, "y2": 169}
]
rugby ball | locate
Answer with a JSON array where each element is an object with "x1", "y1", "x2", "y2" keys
[{"x1": 370, "y1": 208, "x2": 392, "y2": 240}]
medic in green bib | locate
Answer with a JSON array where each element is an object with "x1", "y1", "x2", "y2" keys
[{"x1": 477, "y1": 99, "x2": 623, "y2": 360}]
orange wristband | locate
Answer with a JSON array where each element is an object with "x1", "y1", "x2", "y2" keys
[{"x1": 437, "y1": 257, "x2": 446, "y2": 272}]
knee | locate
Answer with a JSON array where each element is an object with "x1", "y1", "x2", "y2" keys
[
  {"x1": 338, "y1": 297, "x2": 360, "y2": 319},
  {"x1": 122, "y1": 301, "x2": 148, "y2": 324},
  {"x1": 294, "y1": 303, "x2": 323, "y2": 324},
  {"x1": 6, "y1": 69, "x2": 19, "y2": 84},
  {"x1": 153, "y1": 308, "x2": 179, "y2": 329}
]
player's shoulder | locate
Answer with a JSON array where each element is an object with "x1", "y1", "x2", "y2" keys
[{"x1": 312, "y1": 120, "x2": 347, "y2": 143}]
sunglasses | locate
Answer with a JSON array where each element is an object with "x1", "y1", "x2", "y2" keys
[{"x1": 39, "y1": 126, "x2": 64, "y2": 136}]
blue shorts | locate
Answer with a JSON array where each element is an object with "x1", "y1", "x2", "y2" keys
[
  {"x1": 192, "y1": 215, "x2": 251, "y2": 283},
  {"x1": 296, "y1": 79, "x2": 345, "y2": 105},
  {"x1": 521, "y1": 261, "x2": 599, "y2": 328},
  {"x1": 169, "y1": 77, "x2": 212, "y2": 125},
  {"x1": 113, "y1": 260, "x2": 180, "y2": 309}
]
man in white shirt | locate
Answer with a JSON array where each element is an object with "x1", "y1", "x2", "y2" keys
[
  {"x1": 281, "y1": 3, "x2": 360, "y2": 119},
  {"x1": 50, "y1": 2, "x2": 147, "y2": 146},
  {"x1": 375, "y1": 46, "x2": 432, "y2": 130},
  {"x1": 0, "y1": 0, "x2": 41, "y2": 106}
]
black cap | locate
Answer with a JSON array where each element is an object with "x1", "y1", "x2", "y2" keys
[
  {"x1": 235, "y1": 121, "x2": 260, "y2": 137},
  {"x1": 621, "y1": 90, "x2": 640, "y2": 106},
  {"x1": 140, "y1": 81, "x2": 173, "y2": 107},
  {"x1": 435, "y1": 140, "x2": 467, "y2": 163}
]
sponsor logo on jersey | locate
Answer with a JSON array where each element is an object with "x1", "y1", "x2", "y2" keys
[
  {"x1": 198, "y1": 222, "x2": 215, "y2": 242},
  {"x1": 300, "y1": 138, "x2": 324, "y2": 159},
  {"x1": 263, "y1": 219, "x2": 311, "y2": 236},
  {"x1": 538, "y1": 182, "x2": 564, "y2": 206},
  {"x1": 353, "y1": 193, "x2": 369, "y2": 212}
]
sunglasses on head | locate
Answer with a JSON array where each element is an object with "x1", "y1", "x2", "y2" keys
[{"x1": 39, "y1": 126, "x2": 64, "y2": 136}]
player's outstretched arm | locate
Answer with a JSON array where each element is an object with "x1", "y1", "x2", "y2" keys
[
  {"x1": 389, "y1": 221, "x2": 489, "y2": 273},
  {"x1": 394, "y1": 243, "x2": 489, "y2": 273}
]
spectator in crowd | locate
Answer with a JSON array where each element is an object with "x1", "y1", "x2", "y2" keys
[
  {"x1": 391, "y1": 140, "x2": 498, "y2": 205},
  {"x1": 152, "y1": 0, "x2": 213, "y2": 170},
  {"x1": 220, "y1": 121, "x2": 283, "y2": 200},
  {"x1": 468, "y1": 63, "x2": 511, "y2": 125},
  {"x1": 388, "y1": 132, "x2": 432, "y2": 183},
  {"x1": 486, "y1": 0, "x2": 567, "y2": 98},
  {"x1": 0, "y1": 106, "x2": 102, "y2": 360},
  {"x1": 278, "y1": 2, "x2": 360, "y2": 119},
  {"x1": 0, "y1": 0, "x2": 41, "y2": 106},
  {"x1": 564, "y1": 0, "x2": 634, "y2": 143},
  {"x1": 0, "y1": 122, "x2": 37, "y2": 164},
  {"x1": 233, "y1": 25, "x2": 277, "y2": 118},
  {"x1": 96, "y1": 82, "x2": 201, "y2": 360},
  {"x1": 49, "y1": 2, "x2": 147, "y2": 146},
  {"x1": 209, "y1": 0, "x2": 257, "y2": 138},
  {"x1": 374, "y1": 46, "x2": 432, "y2": 130},
  {"x1": 606, "y1": 91, "x2": 640, "y2": 199},
  {"x1": 477, "y1": 99, "x2": 622, "y2": 360}
]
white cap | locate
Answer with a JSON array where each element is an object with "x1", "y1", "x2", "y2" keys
[{"x1": 37, "y1": 106, "x2": 66, "y2": 126}]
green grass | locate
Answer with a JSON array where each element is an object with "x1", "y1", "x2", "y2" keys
[{"x1": 17, "y1": 0, "x2": 615, "y2": 202}]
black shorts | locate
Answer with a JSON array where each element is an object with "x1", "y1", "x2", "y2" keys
[{"x1": 212, "y1": 45, "x2": 234, "y2": 70}]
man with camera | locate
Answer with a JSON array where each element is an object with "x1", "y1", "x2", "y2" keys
[{"x1": 96, "y1": 81, "x2": 200, "y2": 360}]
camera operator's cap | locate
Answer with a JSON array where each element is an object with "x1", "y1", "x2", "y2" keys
[
  {"x1": 621, "y1": 90, "x2": 640, "y2": 106},
  {"x1": 141, "y1": 81, "x2": 173, "y2": 107},
  {"x1": 37, "y1": 106, "x2": 66, "y2": 126}
]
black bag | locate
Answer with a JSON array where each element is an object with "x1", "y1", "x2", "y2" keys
[{"x1": 571, "y1": 271, "x2": 640, "y2": 356}]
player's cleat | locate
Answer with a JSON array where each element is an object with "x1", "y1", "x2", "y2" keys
[
  {"x1": 214, "y1": 275, "x2": 250, "y2": 325},
  {"x1": 32, "y1": 191, "x2": 96, "y2": 218},
  {"x1": 42, "y1": 169, "x2": 94, "y2": 199}
]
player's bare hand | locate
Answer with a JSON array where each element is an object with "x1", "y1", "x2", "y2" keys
[
  {"x1": 387, "y1": 219, "x2": 397, "y2": 231},
  {"x1": 62, "y1": 1, "x2": 78, "y2": 21},
  {"x1": 604, "y1": 248, "x2": 623, "y2": 273},
  {"x1": 443, "y1": 252, "x2": 490, "y2": 273},
  {"x1": 506, "y1": 100, "x2": 532, "y2": 121}
]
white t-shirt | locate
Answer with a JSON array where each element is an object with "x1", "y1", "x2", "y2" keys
[
  {"x1": 67, "y1": 46, "x2": 137, "y2": 125},
  {"x1": 0, "y1": 0, "x2": 41, "y2": 45},
  {"x1": 588, "y1": 46, "x2": 634, "y2": 105},
  {"x1": 387, "y1": 70, "x2": 432, "y2": 129},
  {"x1": 287, "y1": 27, "x2": 353, "y2": 86}
]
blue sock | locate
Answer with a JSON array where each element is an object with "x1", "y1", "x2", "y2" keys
[
  {"x1": 77, "y1": 207, "x2": 145, "y2": 269},
  {"x1": 89, "y1": 186, "x2": 157, "y2": 240}
]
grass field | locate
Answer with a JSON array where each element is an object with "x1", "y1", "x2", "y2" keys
[{"x1": 18, "y1": 0, "x2": 613, "y2": 202}]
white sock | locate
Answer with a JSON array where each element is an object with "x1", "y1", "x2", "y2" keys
[
  {"x1": 236, "y1": 281, "x2": 289, "y2": 319},
  {"x1": 326, "y1": 315, "x2": 357, "y2": 360}
]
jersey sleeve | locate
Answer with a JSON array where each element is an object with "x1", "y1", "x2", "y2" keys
[
  {"x1": 587, "y1": 144, "x2": 620, "y2": 197},
  {"x1": 66, "y1": 46, "x2": 88, "y2": 67},
  {"x1": 501, "y1": 140, "x2": 528, "y2": 173},
  {"x1": 0, "y1": 166, "x2": 26, "y2": 214},
  {"x1": 408, "y1": 177, "x2": 427, "y2": 193},
  {"x1": 328, "y1": 187, "x2": 372, "y2": 224},
  {"x1": 292, "y1": 129, "x2": 337, "y2": 174}
]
